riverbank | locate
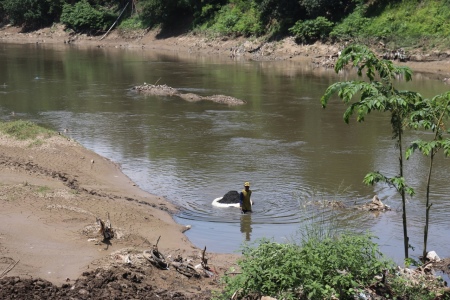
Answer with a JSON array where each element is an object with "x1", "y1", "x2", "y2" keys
[
  {"x1": 0, "y1": 126, "x2": 237, "y2": 299},
  {"x1": 2, "y1": 23, "x2": 450, "y2": 79}
]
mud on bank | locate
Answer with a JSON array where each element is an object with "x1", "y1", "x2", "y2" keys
[{"x1": 0, "y1": 130, "x2": 237, "y2": 299}]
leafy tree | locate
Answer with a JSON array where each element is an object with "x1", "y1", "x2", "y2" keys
[
  {"x1": 1, "y1": 0, "x2": 64, "y2": 30},
  {"x1": 321, "y1": 44, "x2": 423, "y2": 259},
  {"x1": 407, "y1": 92, "x2": 450, "y2": 261}
]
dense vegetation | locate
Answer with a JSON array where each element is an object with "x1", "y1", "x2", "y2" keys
[
  {"x1": 219, "y1": 233, "x2": 393, "y2": 300},
  {"x1": 1, "y1": 0, "x2": 450, "y2": 49},
  {"x1": 217, "y1": 231, "x2": 446, "y2": 299}
]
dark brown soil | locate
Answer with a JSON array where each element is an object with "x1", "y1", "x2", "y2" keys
[{"x1": 0, "y1": 265, "x2": 216, "y2": 300}]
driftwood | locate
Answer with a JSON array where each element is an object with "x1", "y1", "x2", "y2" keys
[
  {"x1": 96, "y1": 213, "x2": 114, "y2": 240},
  {"x1": 170, "y1": 261, "x2": 200, "y2": 278},
  {"x1": 198, "y1": 246, "x2": 217, "y2": 277},
  {"x1": 154, "y1": 235, "x2": 161, "y2": 248},
  {"x1": 133, "y1": 84, "x2": 246, "y2": 106},
  {"x1": 0, "y1": 259, "x2": 19, "y2": 279},
  {"x1": 143, "y1": 236, "x2": 169, "y2": 270},
  {"x1": 303, "y1": 195, "x2": 390, "y2": 213},
  {"x1": 201, "y1": 246, "x2": 208, "y2": 268}
]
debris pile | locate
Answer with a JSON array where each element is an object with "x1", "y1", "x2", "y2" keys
[
  {"x1": 133, "y1": 83, "x2": 246, "y2": 105},
  {"x1": 0, "y1": 238, "x2": 222, "y2": 300},
  {"x1": 356, "y1": 195, "x2": 391, "y2": 212}
]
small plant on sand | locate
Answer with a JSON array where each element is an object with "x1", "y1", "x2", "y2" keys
[{"x1": 36, "y1": 186, "x2": 51, "y2": 194}]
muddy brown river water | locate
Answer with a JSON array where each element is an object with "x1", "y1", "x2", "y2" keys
[{"x1": 1, "y1": 42, "x2": 450, "y2": 264}]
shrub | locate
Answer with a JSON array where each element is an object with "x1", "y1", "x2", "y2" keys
[
  {"x1": 210, "y1": 2, "x2": 263, "y2": 36},
  {"x1": 219, "y1": 233, "x2": 392, "y2": 300},
  {"x1": 289, "y1": 16, "x2": 334, "y2": 43},
  {"x1": 118, "y1": 16, "x2": 144, "y2": 30},
  {"x1": 191, "y1": 1, "x2": 227, "y2": 27},
  {"x1": 138, "y1": 0, "x2": 168, "y2": 28},
  {"x1": 60, "y1": 0, "x2": 116, "y2": 33},
  {"x1": 330, "y1": 7, "x2": 370, "y2": 41},
  {"x1": 1, "y1": 0, "x2": 64, "y2": 30}
]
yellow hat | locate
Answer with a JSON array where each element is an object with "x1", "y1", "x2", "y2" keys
[{"x1": 244, "y1": 182, "x2": 250, "y2": 187}]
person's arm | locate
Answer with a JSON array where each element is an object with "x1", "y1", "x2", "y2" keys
[{"x1": 239, "y1": 192, "x2": 243, "y2": 209}]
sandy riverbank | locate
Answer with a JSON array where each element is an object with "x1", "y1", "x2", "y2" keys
[{"x1": 0, "y1": 130, "x2": 237, "y2": 299}]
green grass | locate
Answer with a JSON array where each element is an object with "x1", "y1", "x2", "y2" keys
[
  {"x1": 36, "y1": 186, "x2": 51, "y2": 194},
  {"x1": 0, "y1": 120, "x2": 55, "y2": 140},
  {"x1": 333, "y1": 0, "x2": 450, "y2": 49},
  {"x1": 118, "y1": 16, "x2": 145, "y2": 30}
]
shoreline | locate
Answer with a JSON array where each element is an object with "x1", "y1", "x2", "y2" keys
[
  {"x1": 2, "y1": 24, "x2": 450, "y2": 79},
  {"x1": 0, "y1": 128, "x2": 237, "y2": 298}
]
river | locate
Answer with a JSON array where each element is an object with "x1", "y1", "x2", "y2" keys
[{"x1": 1, "y1": 42, "x2": 449, "y2": 264}]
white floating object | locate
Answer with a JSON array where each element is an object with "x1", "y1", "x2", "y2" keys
[{"x1": 212, "y1": 197, "x2": 240, "y2": 208}]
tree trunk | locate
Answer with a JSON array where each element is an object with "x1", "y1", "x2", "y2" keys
[
  {"x1": 398, "y1": 129, "x2": 409, "y2": 259},
  {"x1": 423, "y1": 151, "x2": 435, "y2": 261}
]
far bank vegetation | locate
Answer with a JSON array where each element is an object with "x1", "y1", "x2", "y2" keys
[{"x1": 1, "y1": 0, "x2": 450, "y2": 51}]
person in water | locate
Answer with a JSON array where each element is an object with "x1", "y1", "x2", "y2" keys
[{"x1": 240, "y1": 182, "x2": 252, "y2": 214}]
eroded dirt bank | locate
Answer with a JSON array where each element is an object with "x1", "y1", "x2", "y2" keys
[{"x1": 0, "y1": 133, "x2": 237, "y2": 299}]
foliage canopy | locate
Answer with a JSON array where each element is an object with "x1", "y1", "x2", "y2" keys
[{"x1": 2, "y1": 0, "x2": 450, "y2": 47}]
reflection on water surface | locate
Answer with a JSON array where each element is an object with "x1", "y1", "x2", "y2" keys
[{"x1": 1, "y1": 43, "x2": 450, "y2": 263}]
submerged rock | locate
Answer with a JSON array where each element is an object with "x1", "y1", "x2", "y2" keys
[
  {"x1": 133, "y1": 84, "x2": 246, "y2": 105},
  {"x1": 356, "y1": 195, "x2": 391, "y2": 212}
]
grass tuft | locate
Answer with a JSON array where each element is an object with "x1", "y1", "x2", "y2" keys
[{"x1": 0, "y1": 120, "x2": 55, "y2": 140}]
